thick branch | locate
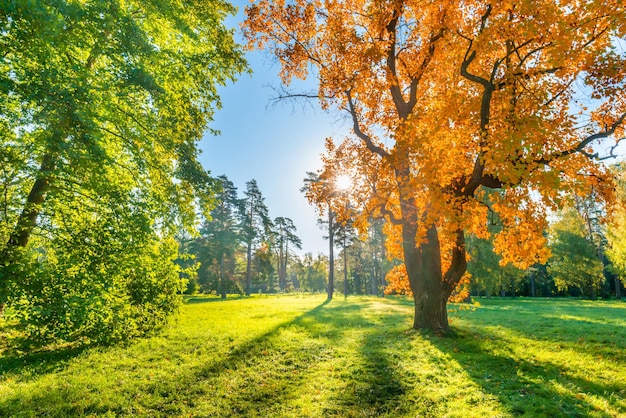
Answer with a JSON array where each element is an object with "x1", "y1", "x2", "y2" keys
[
  {"x1": 345, "y1": 90, "x2": 390, "y2": 158},
  {"x1": 443, "y1": 229, "x2": 467, "y2": 294},
  {"x1": 6, "y1": 153, "x2": 56, "y2": 248},
  {"x1": 386, "y1": 8, "x2": 410, "y2": 119},
  {"x1": 379, "y1": 202, "x2": 403, "y2": 226}
]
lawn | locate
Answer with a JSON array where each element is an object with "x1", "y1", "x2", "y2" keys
[{"x1": 1, "y1": 294, "x2": 624, "y2": 417}]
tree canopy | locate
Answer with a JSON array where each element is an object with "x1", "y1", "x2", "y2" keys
[
  {"x1": 0, "y1": 0, "x2": 246, "y2": 345},
  {"x1": 245, "y1": 0, "x2": 626, "y2": 332}
]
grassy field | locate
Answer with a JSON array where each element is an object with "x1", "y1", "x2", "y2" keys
[{"x1": 0, "y1": 294, "x2": 625, "y2": 417}]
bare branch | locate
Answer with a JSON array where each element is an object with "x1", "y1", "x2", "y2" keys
[
  {"x1": 494, "y1": 67, "x2": 561, "y2": 90},
  {"x1": 537, "y1": 112, "x2": 626, "y2": 164}
]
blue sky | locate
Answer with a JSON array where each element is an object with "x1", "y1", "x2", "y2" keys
[{"x1": 198, "y1": 1, "x2": 349, "y2": 256}]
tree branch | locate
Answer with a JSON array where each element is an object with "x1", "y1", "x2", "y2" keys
[
  {"x1": 537, "y1": 112, "x2": 626, "y2": 164},
  {"x1": 379, "y1": 202, "x2": 403, "y2": 225},
  {"x1": 345, "y1": 90, "x2": 390, "y2": 158}
]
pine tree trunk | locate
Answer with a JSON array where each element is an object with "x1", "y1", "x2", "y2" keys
[
  {"x1": 327, "y1": 207, "x2": 334, "y2": 301},
  {"x1": 220, "y1": 254, "x2": 226, "y2": 299},
  {"x1": 245, "y1": 240, "x2": 252, "y2": 296}
]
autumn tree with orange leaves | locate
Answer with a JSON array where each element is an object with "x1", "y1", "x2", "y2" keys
[{"x1": 244, "y1": 0, "x2": 626, "y2": 333}]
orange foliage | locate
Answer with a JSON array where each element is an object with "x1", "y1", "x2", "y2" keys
[
  {"x1": 384, "y1": 264, "x2": 412, "y2": 296},
  {"x1": 245, "y1": 1, "x2": 626, "y2": 313}
]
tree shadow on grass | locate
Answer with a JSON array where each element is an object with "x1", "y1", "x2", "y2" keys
[
  {"x1": 427, "y1": 326, "x2": 623, "y2": 417},
  {"x1": 287, "y1": 299, "x2": 412, "y2": 416},
  {"x1": 0, "y1": 300, "x2": 335, "y2": 416},
  {"x1": 183, "y1": 295, "x2": 246, "y2": 304},
  {"x1": 0, "y1": 343, "x2": 89, "y2": 378}
]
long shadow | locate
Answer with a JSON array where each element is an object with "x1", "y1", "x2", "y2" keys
[
  {"x1": 286, "y1": 299, "x2": 412, "y2": 415},
  {"x1": 470, "y1": 299, "x2": 626, "y2": 360},
  {"x1": 0, "y1": 299, "x2": 335, "y2": 416},
  {"x1": 0, "y1": 344, "x2": 89, "y2": 378},
  {"x1": 427, "y1": 324, "x2": 623, "y2": 416},
  {"x1": 431, "y1": 304, "x2": 624, "y2": 417},
  {"x1": 183, "y1": 295, "x2": 247, "y2": 304}
]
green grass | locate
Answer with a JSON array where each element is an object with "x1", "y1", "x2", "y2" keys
[{"x1": 1, "y1": 294, "x2": 625, "y2": 417}]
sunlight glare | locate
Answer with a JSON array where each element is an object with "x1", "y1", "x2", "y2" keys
[{"x1": 335, "y1": 174, "x2": 353, "y2": 191}]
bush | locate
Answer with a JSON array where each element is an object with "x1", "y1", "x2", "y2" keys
[{"x1": 5, "y1": 212, "x2": 185, "y2": 348}]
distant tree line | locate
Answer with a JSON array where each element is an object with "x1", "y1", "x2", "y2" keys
[
  {"x1": 183, "y1": 175, "x2": 393, "y2": 298},
  {"x1": 302, "y1": 166, "x2": 626, "y2": 302}
]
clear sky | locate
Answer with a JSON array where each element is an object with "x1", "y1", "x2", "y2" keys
[{"x1": 198, "y1": 1, "x2": 349, "y2": 256}]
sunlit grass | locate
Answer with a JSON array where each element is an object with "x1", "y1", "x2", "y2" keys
[{"x1": 1, "y1": 295, "x2": 624, "y2": 417}]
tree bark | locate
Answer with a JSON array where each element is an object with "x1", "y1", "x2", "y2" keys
[
  {"x1": 403, "y1": 222, "x2": 449, "y2": 333},
  {"x1": 327, "y1": 206, "x2": 334, "y2": 300},
  {"x1": 245, "y1": 240, "x2": 252, "y2": 296},
  {"x1": 6, "y1": 154, "x2": 56, "y2": 249}
]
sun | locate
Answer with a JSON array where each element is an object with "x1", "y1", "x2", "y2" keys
[{"x1": 334, "y1": 174, "x2": 353, "y2": 191}]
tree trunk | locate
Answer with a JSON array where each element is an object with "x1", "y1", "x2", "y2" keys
[
  {"x1": 245, "y1": 240, "x2": 252, "y2": 296},
  {"x1": 403, "y1": 221, "x2": 449, "y2": 333},
  {"x1": 6, "y1": 153, "x2": 56, "y2": 249},
  {"x1": 327, "y1": 206, "x2": 334, "y2": 300},
  {"x1": 343, "y1": 232, "x2": 348, "y2": 297},
  {"x1": 616, "y1": 276, "x2": 622, "y2": 300},
  {"x1": 220, "y1": 254, "x2": 226, "y2": 299},
  {"x1": 283, "y1": 243, "x2": 289, "y2": 290}
]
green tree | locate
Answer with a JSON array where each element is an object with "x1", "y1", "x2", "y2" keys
[
  {"x1": 467, "y1": 235, "x2": 526, "y2": 298},
  {"x1": 548, "y1": 207, "x2": 605, "y2": 299},
  {"x1": 273, "y1": 216, "x2": 302, "y2": 291},
  {"x1": 295, "y1": 253, "x2": 328, "y2": 292},
  {"x1": 606, "y1": 163, "x2": 626, "y2": 299},
  {"x1": 194, "y1": 176, "x2": 243, "y2": 298},
  {"x1": 252, "y1": 242, "x2": 275, "y2": 292},
  {"x1": 0, "y1": 0, "x2": 246, "y2": 344},
  {"x1": 242, "y1": 180, "x2": 273, "y2": 296}
]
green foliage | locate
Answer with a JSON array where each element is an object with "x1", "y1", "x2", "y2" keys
[
  {"x1": 295, "y1": 253, "x2": 328, "y2": 292},
  {"x1": 606, "y1": 163, "x2": 626, "y2": 292},
  {"x1": 548, "y1": 207, "x2": 605, "y2": 298},
  {"x1": 0, "y1": 0, "x2": 246, "y2": 346},
  {"x1": 467, "y1": 235, "x2": 526, "y2": 297},
  {"x1": 0, "y1": 296, "x2": 624, "y2": 416},
  {"x1": 8, "y1": 210, "x2": 185, "y2": 346}
]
